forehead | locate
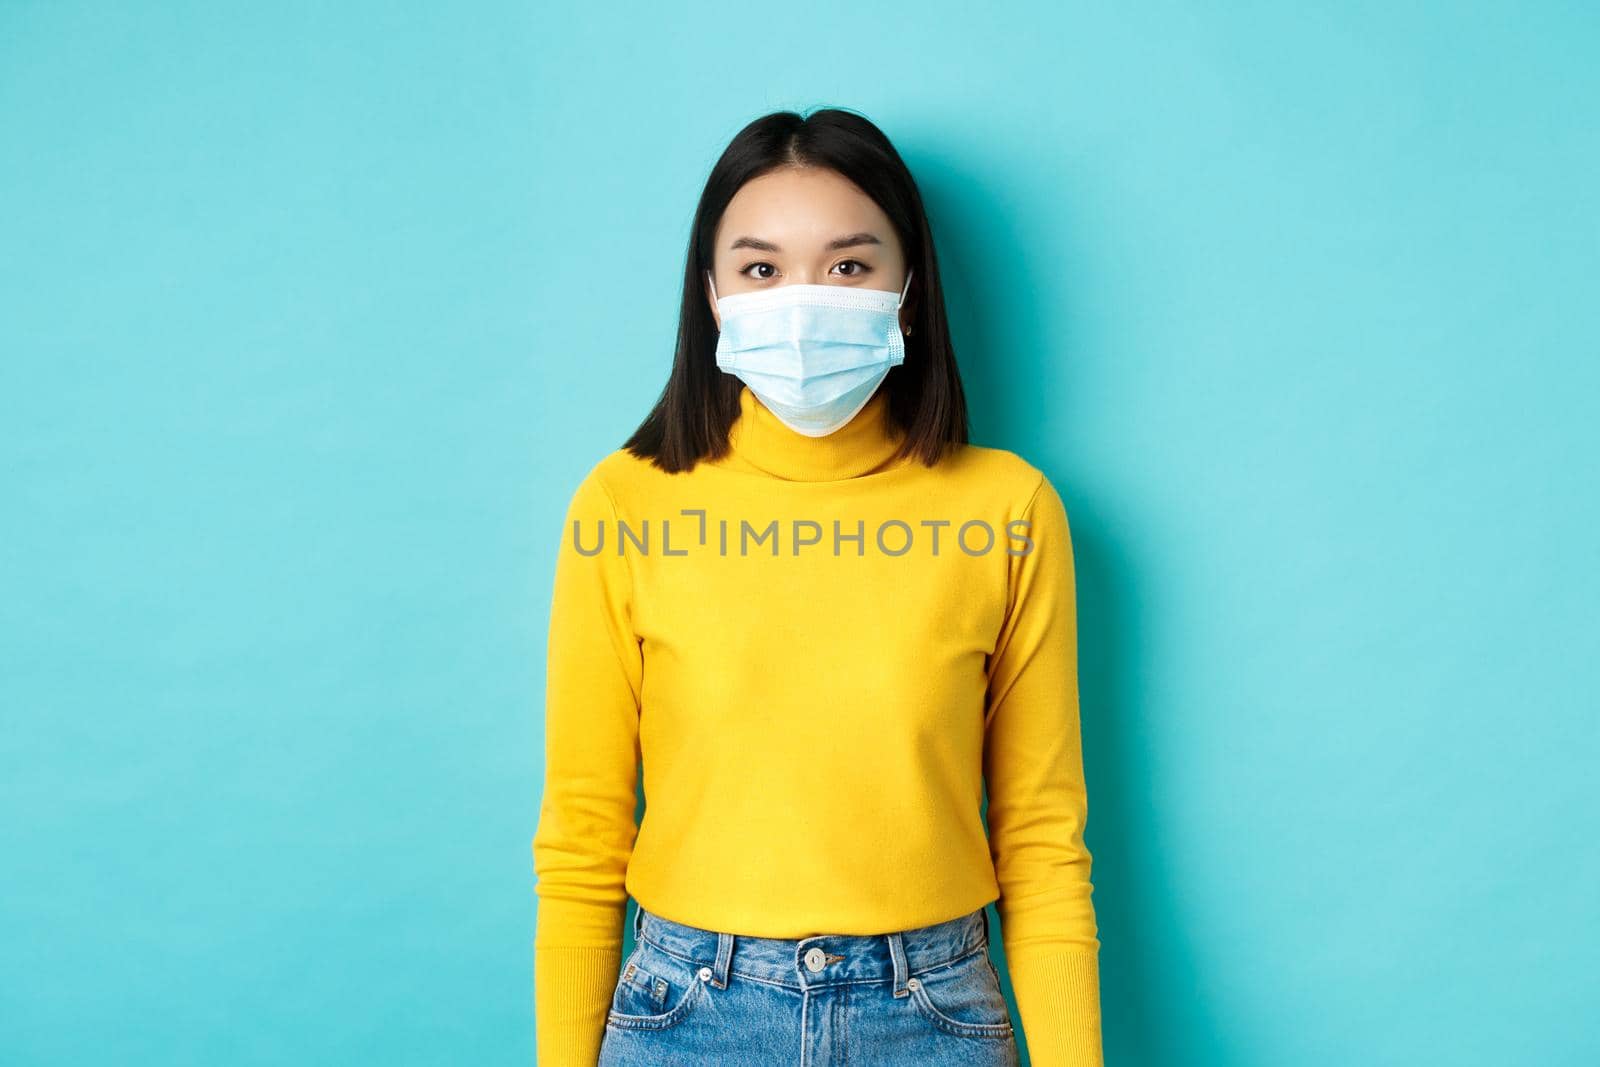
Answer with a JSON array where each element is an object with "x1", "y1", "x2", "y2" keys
[{"x1": 716, "y1": 167, "x2": 894, "y2": 251}]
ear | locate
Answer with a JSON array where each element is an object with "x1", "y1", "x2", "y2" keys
[
  {"x1": 896, "y1": 269, "x2": 915, "y2": 338},
  {"x1": 704, "y1": 270, "x2": 720, "y2": 330}
]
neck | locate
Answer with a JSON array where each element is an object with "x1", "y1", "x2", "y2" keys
[{"x1": 715, "y1": 384, "x2": 907, "y2": 481}]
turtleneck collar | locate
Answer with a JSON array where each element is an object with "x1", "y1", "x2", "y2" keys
[{"x1": 713, "y1": 384, "x2": 908, "y2": 481}]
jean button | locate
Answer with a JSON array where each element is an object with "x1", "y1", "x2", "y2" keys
[{"x1": 803, "y1": 947, "x2": 827, "y2": 972}]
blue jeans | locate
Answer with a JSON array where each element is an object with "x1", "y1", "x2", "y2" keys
[{"x1": 597, "y1": 902, "x2": 1020, "y2": 1066}]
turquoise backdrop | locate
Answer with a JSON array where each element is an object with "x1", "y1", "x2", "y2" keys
[{"x1": 2, "y1": 3, "x2": 1595, "y2": 1065}]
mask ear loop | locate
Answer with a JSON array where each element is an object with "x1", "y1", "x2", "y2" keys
[
  {"x1": 706, "y1": 270, "x2": 719, "y2": 303},
  {"x1": 897, "y1": 269, "x2": 914, "y2": 336}
]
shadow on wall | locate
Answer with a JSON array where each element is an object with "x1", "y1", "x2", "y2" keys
[{"x1": 924, "y1": 143, "x2": 1228, "y2": 1067}]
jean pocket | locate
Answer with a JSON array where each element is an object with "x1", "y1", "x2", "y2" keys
[
  {"x1": 905, "y1": 948, "x2": 1015, "y2": 1040},
  {"x1": 606, "y1": 940, "x2": 711, "y2": 1031}
]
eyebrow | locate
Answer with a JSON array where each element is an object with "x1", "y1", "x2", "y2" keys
[{"x1": 727, "y1": 232, "x2": 884, "y2": 253}]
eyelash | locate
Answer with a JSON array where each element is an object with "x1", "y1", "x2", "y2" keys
[{"x1": 737, "y1": 259, "x2": 872, "y2": 280}]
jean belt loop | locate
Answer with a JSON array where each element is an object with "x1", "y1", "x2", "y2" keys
[
  {"x1": 887, "y1": 930, "x2": 910, "y2": 997},
  {"x1": 632, "y1": 902, "x2": 645, "y2": 942},
  {"x1": 712, "y1": 931, "x2": 734, "y2": 989}
]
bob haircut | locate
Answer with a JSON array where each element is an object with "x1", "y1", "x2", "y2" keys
[{"x1": 622, "y1": 107, "x2": 970, "y2": 474}]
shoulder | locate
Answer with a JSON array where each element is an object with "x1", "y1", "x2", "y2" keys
[
  {"x1": 942, "y1": 442, "x2": 1060, "y2": 515},
  {"x1": 560, "y1": 447, "x2": 683, "y2": 515},
  {"x1": 556, "y1": 449, "x2": 624, "y2": 519}
]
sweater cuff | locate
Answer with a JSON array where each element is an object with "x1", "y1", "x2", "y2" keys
[
  {"x1": 1006, "y1": 949, "x2": 1104, "y2": 1066},
  {"x1": 534, "y1": 944, "x2": 622, "y2": 1067}
]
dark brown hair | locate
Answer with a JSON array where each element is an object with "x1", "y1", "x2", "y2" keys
[{"x1": 622, "y1": 107, "x2": 969, "y2": 473}]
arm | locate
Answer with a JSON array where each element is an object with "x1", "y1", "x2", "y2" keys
[
  {"x1": 983, "y1": 471, "x2": 1104, "y2": 1065},
  {"x1": 531, "y1": 464, "x2": 642, "y2": 1066}
]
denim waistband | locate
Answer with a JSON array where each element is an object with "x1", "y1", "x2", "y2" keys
[{"x1": 631, "y1": 902, "x2": 991, "y2": 994}]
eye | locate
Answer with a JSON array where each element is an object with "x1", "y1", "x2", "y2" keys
[
  {"x1": 832, "y1": 259, "x2": 872, "y2": 277},
  {"x1": 737, "y1": 262, "x2": 778, "y2": 280}
]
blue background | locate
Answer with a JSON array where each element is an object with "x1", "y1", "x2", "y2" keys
[{"x1": 2, "y1": 3, "x2": 1595, "y2": 1065}]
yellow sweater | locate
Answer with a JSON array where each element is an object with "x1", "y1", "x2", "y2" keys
[{"x1": 532, "y1": 384, "x2": 1103, "y2": 1065}]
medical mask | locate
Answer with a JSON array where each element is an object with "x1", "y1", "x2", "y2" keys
[{"x1": 709, "y1": 269, "x2": 914, "y2": 437}]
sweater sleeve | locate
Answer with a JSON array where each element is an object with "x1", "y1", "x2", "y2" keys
[
  {"x1": 531, "y1": 464, "x2": 643, "y2": 1066},
  {"x1": 982, "y1": 471, "x2": 1104, "y2": 1066}
]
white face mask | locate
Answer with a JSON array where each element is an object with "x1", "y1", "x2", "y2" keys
[{"x1": 709, "y1": 269, "x2": 914, "y2": 437}]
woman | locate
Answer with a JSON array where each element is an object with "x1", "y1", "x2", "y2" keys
[{"x1": 533, "y1": 107, "x2": 1103, "y2": 1066}]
